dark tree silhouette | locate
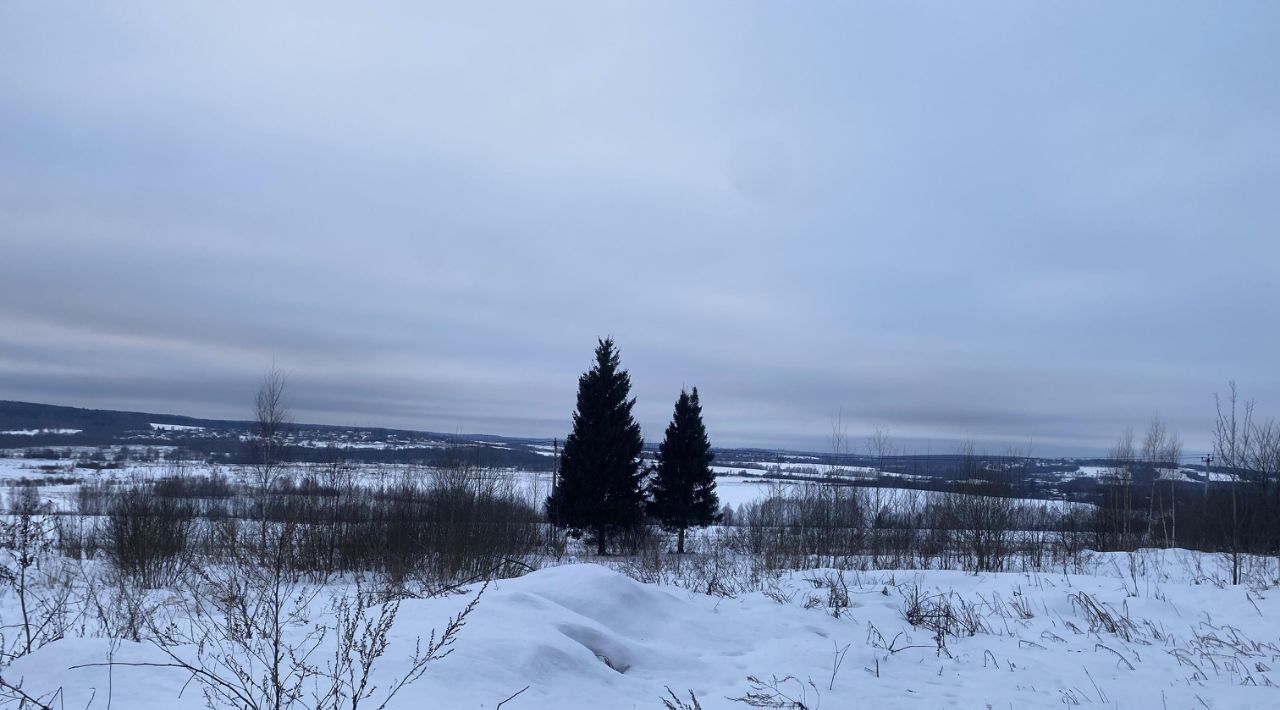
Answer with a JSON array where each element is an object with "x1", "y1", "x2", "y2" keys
[
  {"x1": 546, "y1": 338, "x2": 646, "y2": 555},
  {"x1": 648, "y1": 387, "x2": 719, "y2": 553}
]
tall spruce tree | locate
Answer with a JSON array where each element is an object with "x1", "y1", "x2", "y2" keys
[
  {"x1": 546, "y1": 338, "x2": 645, "y2": 555},
  {"x1": 648, "y1": 387, "x2": 718, "y2": 553}
]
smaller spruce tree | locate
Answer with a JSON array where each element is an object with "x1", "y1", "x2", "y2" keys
[{"x1": 648, "y1": 387, "x2": 718, "y2": 553}]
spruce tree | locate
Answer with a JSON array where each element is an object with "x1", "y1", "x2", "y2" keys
[
  {"x1": 648, "y1": 387, "x2": 718, "y2": 553},
  {"x1": 546, "y1": 338, "x2": 645, "y2": 555}
]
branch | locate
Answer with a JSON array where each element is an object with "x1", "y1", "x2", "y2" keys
[{"x1": 495, "y1": 685, "x2": 530, "y2": 709}]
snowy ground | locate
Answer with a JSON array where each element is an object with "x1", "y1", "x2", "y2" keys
[
  {"x1": 4, "y1": 550, "x2": 1280, "y2": 708},
  {"x1": 712, "y1": 474, "x2": 1089, "y2": 514},
  {"x1": 0, "y1": 456, "x2": 1096, "y2": 521},
  {"x1": 0, "y1": 449, "x2": 1205, "y2": 506}
]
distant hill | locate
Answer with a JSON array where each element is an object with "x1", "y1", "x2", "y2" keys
[
  {"x1": 0, "y1": 400, "x2": 525, "y2": 443},
  {"x1": 2, "y1": 400, "x2": 1148, "y2": 500},
  {"x1": 0, "y1": 400, "x2": 224, "y2": 437},
  {"x1": 0, "y1": 400, "x2": 555, "y2": 469}
]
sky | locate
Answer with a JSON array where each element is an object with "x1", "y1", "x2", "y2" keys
[{"x1": 2, "y1": 2, "x2": 1278, "y2": 457}]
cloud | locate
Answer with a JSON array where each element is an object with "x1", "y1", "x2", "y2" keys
[{"x1": 2, "y1": 1, "x2": 1278, "y2": 455}]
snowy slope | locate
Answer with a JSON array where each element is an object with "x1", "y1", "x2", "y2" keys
[{"x1": 6, "y1": 553, "x2": 1280, "y2": 708}]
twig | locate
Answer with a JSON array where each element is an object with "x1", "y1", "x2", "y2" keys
[{"x1": 496, "y1": 684, "x2": 530, "y2": 709}]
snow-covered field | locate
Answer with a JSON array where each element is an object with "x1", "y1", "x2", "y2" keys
[
  {"x1": 5, "y1": 550, "x2": 1280, "y2": 708},
  {"x1": 0, "y1": 454, "x2": 1273, "y2": 708},
  {"x1": 712, "y1": 474, "x2": 1089, "y2": 513},
  {"x1": 0, "y1": 456, "x2": 1084, "y2": 516}
]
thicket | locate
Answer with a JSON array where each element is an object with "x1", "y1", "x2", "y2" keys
[{"x1": 57, "y1": 465, "x2": 543, "y2": 589}]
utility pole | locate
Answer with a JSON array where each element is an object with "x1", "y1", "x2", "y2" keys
[{"x1": 1201, "y1": 453, "x2": 1214, "y2": 560}]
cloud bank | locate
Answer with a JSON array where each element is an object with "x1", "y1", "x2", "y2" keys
[{"x1": 2, "y1": 2, "x2": 1278, "y2": 455}]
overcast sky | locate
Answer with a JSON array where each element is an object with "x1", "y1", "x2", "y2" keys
[{"x1": 2, "y1": 2, "x2": 1277, "y2": 456}]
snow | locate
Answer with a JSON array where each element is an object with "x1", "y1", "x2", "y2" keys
[
  {"x1": 0, "y1": 428, "x2": 82, "y2": 435},
  {"x1": 718, "y1": 461, "x2": 881, "y2": 478},
  {"x1": 0, "y1": 457, "x2": 80, "y2": 480},
  {"x1": 1075, "y1": 465, "x2": 1113, "y2": 478},
  {"x1": 713, "y1": 476, "x2": 784, "y2": 508},
  {"x1": 1158, "y1": 468, "x2": 1201, "y2": 483},
  {"x1": 149, "y1": 422, "x2": 204, "y2": 431},
  {"x1": 6, "y1": 551, "x2": 1280, "y2": 708},
  {"x1": 712, "y1": 475, "x2": 1090, "y2": 514}
]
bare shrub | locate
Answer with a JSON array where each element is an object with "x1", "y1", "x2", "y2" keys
[
  {"x1": 730, "y1": 674, "x2": 821, "y2": 709},
  {"x1": 101, "y1": 484, "x2": 195, "y2": 588},
  {"x1": 91, "y1": 520, "x2": 482, "y2": 710},
  {"x1": 731, "y1": 484, "x2": 866, "y2": 572},
  {"x1": 949, "y1": 487, "x2": 1014, "y2": 573},
  {"x1": 0, "y1": 489, "x2": 78, "y2": 663},
  {"x1": 1068, "y1": 591, "x2": 1137, "y2": 641},
  {"x1": 662, "y1": 687, "x2": 705, "y2": 710}
]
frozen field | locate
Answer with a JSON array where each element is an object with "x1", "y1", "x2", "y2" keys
[
  {"x1": 0, "y1": 455, "x2": 1088, "y2": 517},
  {"x1": 4, "y1": 549, "x2": 1279, "y2": 708}
]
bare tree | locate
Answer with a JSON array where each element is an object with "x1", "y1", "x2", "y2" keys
[
  {"x1": 1210, "y1": 382, "x2": 1280, "y2": 582},
  {"x1": 1214, "y1": 383, "x2": 1255, "y2": 474},
  {"x1": 1213, "y1": 383, "x2": 1254, "y2": 584},
  {"x1": 864, "y1": 427, "x2": 896, "y2": 560},
  {"x1": 253, "y1": 366, "x2": 291, "y2": 546},
  {"x1": 1103, "y1": 428, "x2": 1137, "y2": 550},
  {"x1": 1252, "y1": 419, "x2": 1280, "y2": 556},
  {"x1": 828, "y1": 411, "x2": 848, "y2": 480},
  {"x1": 1142, "y1": 416, "x2": 1182, "y2": 548},
  {"x1": 950, "y1": 441, "x2": 1014, "y2": 572},
  {"x1": 255, "y1": 365, "x2": 290, "y2": 483},
  {"x1": 866, "y1": 427, "x2": 896, "y2": 471}
]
